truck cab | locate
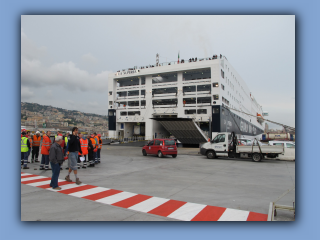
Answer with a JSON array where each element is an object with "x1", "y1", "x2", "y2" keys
[{"x1": 200, "y1": 132, "x2": 231, "y2": 158}]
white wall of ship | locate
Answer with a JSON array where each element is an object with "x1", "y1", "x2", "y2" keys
[{"x1": 108, "y1": 59, "x2": 264, "y2": 140}]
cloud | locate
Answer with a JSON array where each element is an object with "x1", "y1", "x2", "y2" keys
[
  {"x1": 21, "y1": 86, "x2": 34, "y2": 100},
  {"x1": 81, "y1": 53, "x2": 98, "y2": 64},
  {"x1": 21, "y1": 29, "x2": 47, "y2": 60},
  {"x1": 21, "y1": 29, "x2": 112, "y2": 94}
]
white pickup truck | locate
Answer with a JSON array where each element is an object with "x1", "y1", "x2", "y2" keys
[{"x1": 199, "y1": 132, "x2": 284, "y2": 162}]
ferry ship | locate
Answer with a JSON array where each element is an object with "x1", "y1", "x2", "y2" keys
[{"x1": 108, "y1": 54, "x2": 267, "y2": 144}]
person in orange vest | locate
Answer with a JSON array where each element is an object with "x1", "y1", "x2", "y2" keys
[
  {"x1": 88, "y1": 134, "x2": 96, "y2": 167},
  {"x1": 93, "y1": 133, "x2": 99, "y2": 164},
  {"x1": 77, "y1": 133, "x2": 89, "y2": 169},
  {"x1": 32, "y1": 131, "x2": 41, "y2": 162},
  {"x1": 40, "y1": 131, "x2": 51, "y2": 170},
  {"x1": 97, "y1": 134, "x2": 102, "y2": 163}
]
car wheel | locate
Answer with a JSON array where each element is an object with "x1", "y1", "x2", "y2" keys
[
  {"x1": 172, "y1": 154, "x2": 177, "y2": 158},
  {"x1": 252, "y1": 153, "x2": 262, "y2": 162},
  {"x1": 142, "y1": 150, "x2": 147, "y2": 156},
  {"x1": 206, "y1": 151, "x2": 216, "y2": 159},
  {"x1": 158, "y1": 151, "x2": 163, "y2": 158}
]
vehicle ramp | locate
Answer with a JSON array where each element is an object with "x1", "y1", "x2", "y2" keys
[{"x1": 150, "y1": 118, "x2": 208, "y2": 144}]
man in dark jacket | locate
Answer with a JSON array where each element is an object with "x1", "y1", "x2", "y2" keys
[
  {"x1": 65, "y1": 127, "x2": 83, "y2": 185},
  {"x1": 49, "y1": 136, "x2": 65, "y2": 190}
]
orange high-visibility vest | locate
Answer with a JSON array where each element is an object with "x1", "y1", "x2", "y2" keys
[
  {"x1": 33, "y1": 135, "x2": 41, "y2": 146},
  {"x1": 29, "y1": 138, "x2": 33, "y2": 148},
  {"x1": 41, "y1": 135, "x2": 51, "y2": 155},
  {"x1": 90, "y1": 138, "x2": 96, "y2": 149},
  {"x1": 98, "y1": 137, "x2": 102, "y2": 149},
  {"x1": 79, "y1": 138, "x2": 88, "y2": 155}
]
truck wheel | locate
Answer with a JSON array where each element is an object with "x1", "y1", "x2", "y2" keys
[
  {"x1": 172, "y1": 154, "x2": 177, "y2": 158},
  {"x1": 252, "y1": 153, "x2": 262, "y2": 162},
  {"x1": 158, "y1": 151, "x2": 163, "y2": 158},
  {"x1": 142, "y1": 150, "x2": 147, "y2": 156},
  {"x1": 207, "y1": 151, "x2": 216, "y2": 159}
]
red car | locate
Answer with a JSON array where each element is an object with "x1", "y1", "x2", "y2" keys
[{"x1": 142, "y1": 139, "x2": 177, "y2": 158}]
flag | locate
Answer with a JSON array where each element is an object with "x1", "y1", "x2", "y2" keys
[{"x1": 178, "y1": 51, "x2": 180, "y2": 64}]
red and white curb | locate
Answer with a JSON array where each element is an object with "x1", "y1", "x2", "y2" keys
[{"x1": 21, "y1": 172, "x2": 267, "y2": 221}]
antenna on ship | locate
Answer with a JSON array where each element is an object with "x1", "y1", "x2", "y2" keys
[{"x1": 156, "y1": 53, "x2": 159, "y2": 66}]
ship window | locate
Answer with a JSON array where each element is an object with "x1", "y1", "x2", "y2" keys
[
  {"x1": 140, "y1": 77, "x2": 145, "y2": 85},
  {"x1": 120, "y1": 112, "x2": 127, "y2": 116},
  {"x1": 221, "y1": 70, "x2": 225, "y2": 79},
  {"x1": 197, "y1": 97, "x2": 211, "y2": 104},
  {"x1": 117, "y1": 91, "x2": 127, "y2": 97},
  {"x1": 183, "y1": 85, "x2": 196, "y2": 93},
  {"x1": 152, "y1": 99, "x2": 178, "y2": 106},
  {"x1": 197, "y1": 84, "x2": 211, "y2": 92},
  {"x1": 109, "y1": 91, "x2": 112, "y2": 96},
  {"x1": 141, "y1": 90, "x2": 145, "y2": 96},
  {"x1": 141, "y1": 100, "x2": 146, "y2": 106},
  {"x1": 197, "y1": 109, "x2": 207, "y2": 114},
  {"x1": 213, "y1": 82, "x2": 219, "y2": 87},
  {"x1": 109, "y1": 111, "x2": 114, "y2": 116},
  {"x1": 152, "y1": 72, "x2": 177, "y2": 83},
  {"x1": 183, "y1": 68, "x2": 211, "y2": 81},
  {"x1": 128, "y1": 90, "x2": 139, "y2": 96},
  {"x1": 119, "y1": 101, "x2": 127, "y2": 107},
  {"x1": 128, "y1": 111, "x2": 140, "y2": 116},
  {"x1": 221, "y1": 84, "x2": 225, "y2": 90},
  {"x1": 213, "y1": 94, "x2": 219, "y2": 100},
  {"x1": 183, "y1": 98, "x2": 196, "y2": 104},
  {"x1": 116, "y1": 77, "x2": 140, "y2": 87},
  {"x1": 185, "y1": 109, "x2": 196, "y2": 114},
  {"x1": 128, "y1": 101, "x2": 139, "y2": 107},
  {"x1": 152, "y1": 87, "x2": 177, "y2": 95}
]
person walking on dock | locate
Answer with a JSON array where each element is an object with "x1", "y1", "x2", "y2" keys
[
  {"x1": 65, "y1": 127, "x2": 83, "y2": 185},
  {"x1": 49, "y1": 135, "x2": 64, "y2": 190}
]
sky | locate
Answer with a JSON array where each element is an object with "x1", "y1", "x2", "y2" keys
[{"x1": 21, "y1": 15, "x2": 295, "y2": 128}]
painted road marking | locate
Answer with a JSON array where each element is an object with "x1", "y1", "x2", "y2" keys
[
  {"x1": 96, "y1": 192, "x2": 137, "y2": 205},
  {"x1": 128, "y1": 197, "x2": 170, "y2": 213},
  {"x1": 218, "y1": 208, "x2": 250, "y2": 221},
  {"x1": 27, "y1": 179, "x2": 65, "y2": 187},
  {"x1": 21, "y1": 172, "x2": 268, "y2": 221},
  {"x1": 167, "y1": 202, "x2": 207, "y2": 221},
  {"x1": 69, "y1": 187, "x2": 109, "y2": 198},
  {"x1": 21, "y1": 176, "x2": 47, "y2": 182}
]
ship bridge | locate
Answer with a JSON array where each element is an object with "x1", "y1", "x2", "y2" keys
[{"x1": 150, "y1": 117, "x2": 208, "y2": 144}]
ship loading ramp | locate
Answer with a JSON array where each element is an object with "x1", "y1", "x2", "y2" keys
[{"x1": 150, "y1": 118, "x2": 208, "y2": 144}]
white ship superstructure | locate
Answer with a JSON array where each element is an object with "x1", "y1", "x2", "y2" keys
[{"x1": 108, "y1": 55, "x2": 266, "y2": 144}]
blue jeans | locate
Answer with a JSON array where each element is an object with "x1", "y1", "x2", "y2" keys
[
  {"x1": 27, "y1": 148, "x2": 31, "y2": 158},
  {"x1": 21, "y1": 152, "x2": 28, "y2": 167},
  {"x1": 50, "y1": 162, "x2": 61, "y2": 189},
  {"x1": 40, "y1": 155, "x2": 49, "y2": 169},
  {"x1": 97, "y1": 149, "x2": 101, "y2": 159}
]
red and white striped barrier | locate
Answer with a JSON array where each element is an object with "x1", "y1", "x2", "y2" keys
[{"x1": 21, "y1": 172, "x2": 267, "y2": 221}]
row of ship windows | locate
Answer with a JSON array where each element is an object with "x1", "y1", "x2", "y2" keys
[
  {"x1": 118, "y1": 109, "x2": 208, "y2": 116},
  {"x1": 112, "y1": 96, "x2": 218, "y2": 107},
  {"x1": 115, "y1": 68, "x2": 211, "y2": 87},
  {"x1": 111, "y1": 83, "x2": 220, "y2": 97}
]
